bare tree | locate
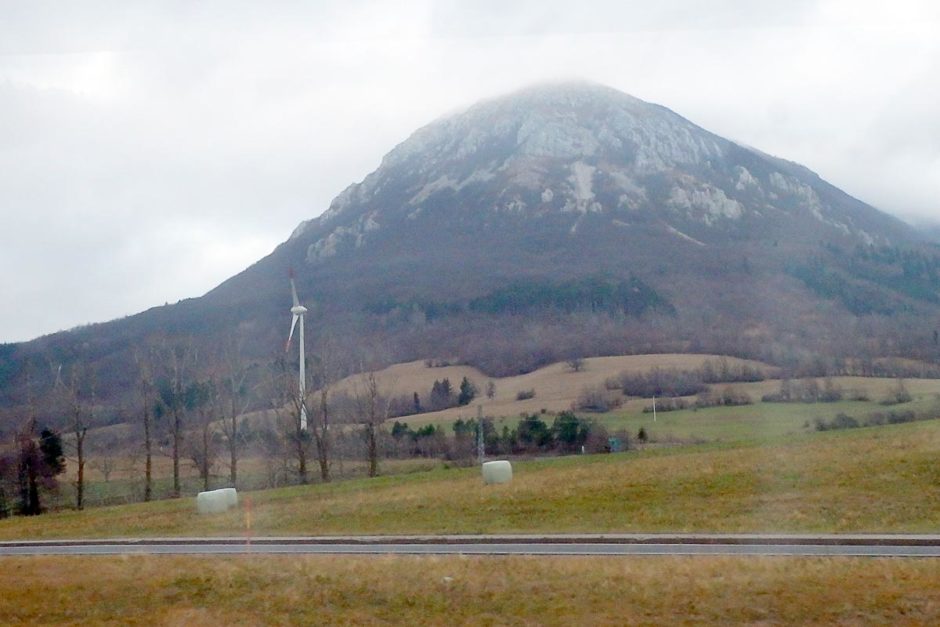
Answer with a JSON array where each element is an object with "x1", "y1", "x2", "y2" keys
[
  {"x1": 186, "y1": 379, "x2": 218, "y2": 492},
  {"x1": 352, "y1": 371, "x2": 393, "y2": 478},
  {"x1": 58, "y1": 363, "x2": 93, "y2": 510},
  {"x1": 306, "y1": 342, "x2": 342, "y2": 483},
  {"x1": 91, "y1": 451, "x2": 118, "y2": 483},
  {"x1": 267, "y1": 356, "x2": 310, "y2": 484},
  {"x1": 133, "y1": 348, "x2": 157, "y2": 501},
  {"x1": 156, "y1": 342, "x2": 196, "y2": 498},
  {"x1": 212, "y1": 342, "x2": 252, "y2": 488},
  {"x1": 88, "y1": 431, "x2": 124, "y2": 484}
]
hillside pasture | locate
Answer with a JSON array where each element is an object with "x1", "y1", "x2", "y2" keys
[
  {"x1": 4, "y1": 418, "x2": 940, "y2": 540},
  {"x1": 378, "y1": 353, "x2": 772, "y2": 424}
]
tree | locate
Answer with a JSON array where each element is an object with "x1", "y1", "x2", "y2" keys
[
  {"x1": 186, "y1": 379, "x2": 218, "y2": 492},
  {"x1": 307, "y1": 343, "x2": 342, "y2": 483},
  {"x1": 429, "y1": 378, "x2": 454, "y2": 411},
  {"x1": 552, "y1": 411, "x2": 589, "y2": 452},
  {"x1": 516, "y1": 414, "x2": 552, "y2": 451},
  {"x1": 12, "y1": 421, "x2": 65, "y2": 515},
  {"x1": 54, "y1": 362, "x2": 93, "y2": 510},
  {"x1": 134, "y1": 348, "x2": 157, "y2": 501},
  {"x1": 452, "y1": 418, "x2": 476, "y2": 459},
  {"x1": 212, "y1": 342, "x2": 252, "y2": 488},
  {"x1": 457, "y1": 377, "x2": 478, "y2": 406},
  {"x1": 485, "y1": 380, "x2": 496, "y2": 400},
  {"x1": 40, "y1": 428, "x2": 66, "y2": 476},
  {"x1": 156, "y1": 342, "x2": 196, "y2": 498},
  {"x1": 352, "y1": 371, "x2": 392, "y2": 477},
  {"x1": 566, "y1": 357, "x2": 586, "y2": 372},
  {"x1": 268, "y1": 356, "x2": 310, "y2": 485}
]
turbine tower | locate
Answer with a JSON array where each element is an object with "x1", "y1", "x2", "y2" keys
[{"x1": 286, "y1": 270, "x2": 308, "y2": 431}]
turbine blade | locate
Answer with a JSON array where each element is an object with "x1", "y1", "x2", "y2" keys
[
  {"x1": 290, "y1": 276, "x2": 300, "y2": 308},
  {"x1": 286, "y1": 314, "x2": 299, "y2": 351}
]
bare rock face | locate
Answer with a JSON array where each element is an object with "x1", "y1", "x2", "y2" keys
[{"x1": 291, "y1": 82, "x2": 912, "y2": 264}]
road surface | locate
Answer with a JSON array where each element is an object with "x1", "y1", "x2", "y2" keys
[{"x1": 3, "y1": 535, "x2": 940, "y2": 557}]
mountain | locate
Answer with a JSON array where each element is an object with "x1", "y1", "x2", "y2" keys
[{"x1": 3, "y1": 81, "x2": 940, "y2": 429}]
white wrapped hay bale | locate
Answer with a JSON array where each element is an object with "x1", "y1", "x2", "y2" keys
[
  {"x1": 219, "y1": 487, "x2": 238, "y2": 508},
  {"x1": 482, "y1": 460, "x2": 512, "y2": 485},
  {"x1": 196, "y1": 488, "x2": 235, "y2": 514}
]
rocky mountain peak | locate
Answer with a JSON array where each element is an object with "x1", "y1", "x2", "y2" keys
[{"x1": 291, "y1": 82, "x2": 913, "y2": 264}]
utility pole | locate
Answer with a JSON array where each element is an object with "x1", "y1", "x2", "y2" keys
[
  {"x1": 652, "y1": 395, "x2": 657, "y2": 422},
  {"x1": 477, "y1": 404, "x2": 485, "y2": 464}
]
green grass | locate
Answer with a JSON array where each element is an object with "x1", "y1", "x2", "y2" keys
[
  {"x1": 3, "y1": 418, "x2": 940, "y2": 539},
  {"x1": 412, "y1": 376, "x2": 940, "y2": 445},
  {"x1": 598, "y1": 399, "x2": 882, "y2": 442}
]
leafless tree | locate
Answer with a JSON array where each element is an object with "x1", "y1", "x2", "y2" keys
[
  {"x1": 187, "y1": 379, "x2": 218, "y2": 492},
  {"x1": 133, "y1": 348, "x2": 157, "y2": 501},
  {"x1": 155, "y1": 342, "x2": 197, "y2": 498},
  {"x1": 306, "y1": 340, "x2": 342, "y2": 483},
  {"x1": 351, "y1": 370, "x2": 393, "y2": 478},
  {"x1": 267, "y1": 356, "x2": 310, "y2": 484},
  {"x1": 212, "y1": 341, "x2": 252, "y2": 488},
  {"x1": 58, "y1": 363, "x2": 93, "y2": 510},
  {"x1": 91, "y1": 451, "x2": 118, "y2": 483}
]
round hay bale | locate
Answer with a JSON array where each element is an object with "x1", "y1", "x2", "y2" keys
[
  {"x1": 219, "y1": 487, "x2": 238, "y2": 508},
  {"x1": 482, "y1": 460, "x2": 512, "y2": 484},
  {"x1": 196, "y1": 489, "x2": 230, "y2": 514}
]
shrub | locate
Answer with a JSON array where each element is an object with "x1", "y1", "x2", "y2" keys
[
  {"x1": 880, "y1": 379, "x2": 913, "y2": 406},
  {"x1": 699, "y1": 358, "x2": 766, "y2": 383},
  {"x1": 695, "y1": 386, "x2": 753, "y2": 409},
  {"x1": 619, "y1": 367, "x2": 707, "y2": 398},
  {"x1": 763, "y1": 378, "x2": 839, "y2": 403},
  {"x1": 814, "y1": 413, "x2": 859, "y2": 431},
  {"x1": 566, "y1": 357, "x2": 586, "y2": 372},
  {"x1": 642, "y1": 397, "x2": 688, "y2": 413},
  {"x1": 516, "y1": 389, "x2": 536, "y2": 401},
  {"x1": 573, "y1": 385, "x2": 622, "y2": 413}
]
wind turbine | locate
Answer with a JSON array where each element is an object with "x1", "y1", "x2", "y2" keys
[{"x1": 286, "y1": 270, "x2": 308, "y2": 431}]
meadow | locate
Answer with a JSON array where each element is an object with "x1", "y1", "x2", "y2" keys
[{"x1": 3, "y1": 417, "x2": 940, "y2": 540}]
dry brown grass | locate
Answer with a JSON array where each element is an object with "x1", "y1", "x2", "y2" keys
[
  {"x1": 1, "y1": 554, "x2": 939, "y2": 625},
  {"x1": 395, "y1": 354, "x2": 770, "y2": 423}
]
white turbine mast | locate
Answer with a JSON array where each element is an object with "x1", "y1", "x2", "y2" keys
[{"x1": 286, "y1": 269, "x2": 308, "y2": 431}]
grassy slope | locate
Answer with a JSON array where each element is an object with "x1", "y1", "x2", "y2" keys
[
  {"x1": 3, "y1": 555, "x2": 940, "y2": 625},
  {"x1": 3, "y1": 419, "x2": 940, "y2": 540}
]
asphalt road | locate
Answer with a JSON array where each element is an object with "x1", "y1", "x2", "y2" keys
[{"x1": 4, "y1": 535, "x2": 940, "y2": 557}]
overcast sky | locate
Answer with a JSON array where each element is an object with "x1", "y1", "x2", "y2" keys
[{"x1": 2, "y1": 0, "x2": 939, "y2": 343}]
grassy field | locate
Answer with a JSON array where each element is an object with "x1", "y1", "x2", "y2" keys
[
  {"x1": 3, "y1": 418, "x2": 940, "y2": 540},
  {"x1": 405, "y1": 373, "x2": 940, "y2": 442},
  {"x1": 2, "y1": 554, "x2": 939, "y2": 624}
]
